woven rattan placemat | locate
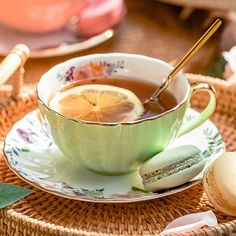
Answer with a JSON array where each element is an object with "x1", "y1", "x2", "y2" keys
[{"x1": 0, "y1": 74, "x2": 236, "y2": 235}]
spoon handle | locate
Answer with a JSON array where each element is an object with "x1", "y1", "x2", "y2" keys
[
  {"x1": 169, "y1": 18, "x2": 222, "y2": 79},
  {"x1": 150, "y1": 19, "x2": 222, "y2": 102}
]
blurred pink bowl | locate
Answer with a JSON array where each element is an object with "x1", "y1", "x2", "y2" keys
[
  {"x1": 0, "y1": 0, "x2": 88, "y2": 34},
  {"x1": 77, "y1": 0, "x2": 126, "y2": 37}
]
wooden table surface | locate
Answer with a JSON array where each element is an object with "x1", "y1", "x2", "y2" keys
[{"x1": 1, "y1": 0, "x2": 221, "y2": 86}]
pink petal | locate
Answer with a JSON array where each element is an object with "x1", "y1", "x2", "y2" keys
[{"x1": 161, "y1": 210, "x2": 218, "y2": 235}]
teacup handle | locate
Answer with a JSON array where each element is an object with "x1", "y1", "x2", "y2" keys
[{"x1": 178, "y1": 82, "x2": 216, "y2": 137}]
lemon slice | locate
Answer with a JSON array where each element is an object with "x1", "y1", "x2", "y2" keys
[{"x1": 49, "y1": 84, "x2": 144, "y2": 123}]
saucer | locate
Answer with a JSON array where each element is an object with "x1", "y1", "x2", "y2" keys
[
  {"x1": 3, "y1": 109, "x2": 225, "y2": 203},
  {"x1": 0, "y1": 24, "x2": 113, "y2": 58}
]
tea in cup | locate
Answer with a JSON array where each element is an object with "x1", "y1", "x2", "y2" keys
[
  {"x1": 37, "y1": 53, "x2": 216, "y2": 175},
  {"x1": 48, "y1": 75, "x2": 177, "y2": 123}
]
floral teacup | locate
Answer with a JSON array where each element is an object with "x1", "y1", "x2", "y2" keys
[{"x1": 37, "y1": 53, "x2": 216, "y2": 175}]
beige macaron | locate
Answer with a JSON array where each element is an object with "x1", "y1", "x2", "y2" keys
[{"x1": 203, "y1": 152, "x2": 236, "y2": 216}]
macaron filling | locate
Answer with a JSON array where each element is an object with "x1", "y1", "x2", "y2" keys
[{"x1": 142, "y1": 153, "x2": 202, "y2": 184}]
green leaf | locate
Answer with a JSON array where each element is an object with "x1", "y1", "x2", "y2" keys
[
  {"x1": 131, "y1": 186, "x2": 153, "y2": 194},
  {"x1": 0, "y1": 183, "x2": 33, "y2": 209},
  {"x1": 21, "y1": 148, "x2": 30, "y2": 152}
]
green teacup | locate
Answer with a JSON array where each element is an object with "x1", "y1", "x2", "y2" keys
[{"x1": 37, "y1": 53, "x2": 216, "y2": 175}]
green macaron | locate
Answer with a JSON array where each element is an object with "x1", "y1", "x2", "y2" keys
[{"x1": 139, "y1": 145, "x2": 205, "y2": 192}]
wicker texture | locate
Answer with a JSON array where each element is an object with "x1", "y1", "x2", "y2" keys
[
  {"x1": 1, "y1": 74, "x2": 236, "y2": 235},
  {"x1": 158, "y1": 0, "x2": 236, "y2": 11}
]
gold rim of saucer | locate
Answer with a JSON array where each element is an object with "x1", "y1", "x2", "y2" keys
[{"x1": 0, "y1": 29, "x2": 114, "y2": 58}]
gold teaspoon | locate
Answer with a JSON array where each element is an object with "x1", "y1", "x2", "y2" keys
[{"x1": 145, "y1": 18, "x2": 222, "y2": 106}]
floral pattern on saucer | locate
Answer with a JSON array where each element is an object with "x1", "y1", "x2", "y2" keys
[
  {"x1": 57, "y1": 60, "x2": 124, "y2": 83},
  {"x1": 3, "y1": 109, "x2": 225, "y2": 203}
]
